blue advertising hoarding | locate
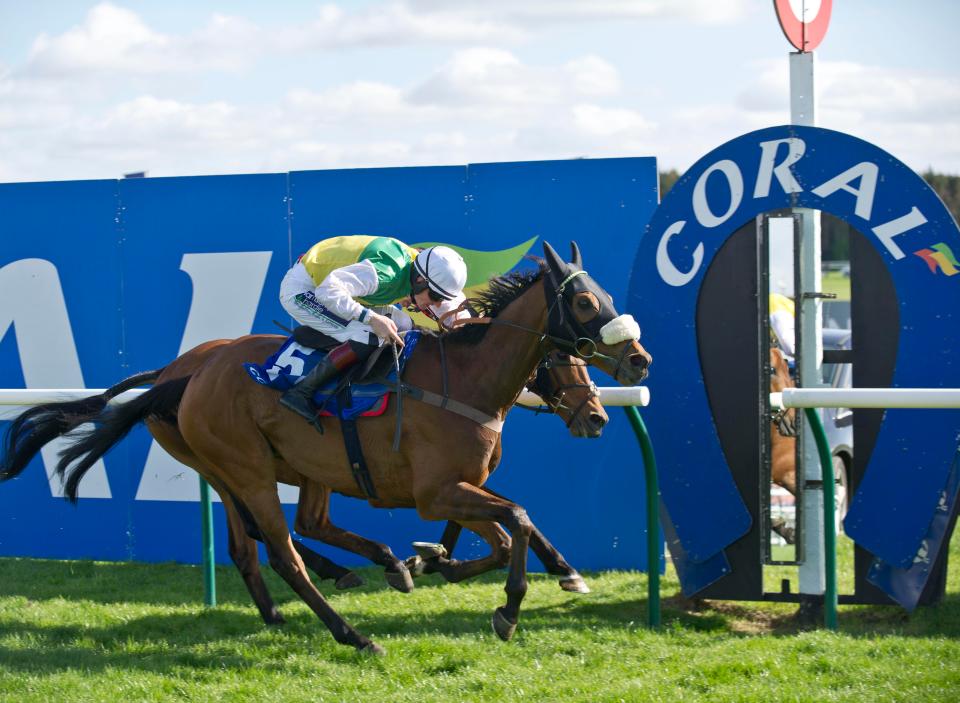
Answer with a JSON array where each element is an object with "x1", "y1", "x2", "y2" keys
[{"x1": 0, "y1": 157, "x2": 659, "y2": 572}]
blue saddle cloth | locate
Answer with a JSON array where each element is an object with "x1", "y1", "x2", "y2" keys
[{"x1": 245, "y1": 331, "x2": 421, "y2": 420}]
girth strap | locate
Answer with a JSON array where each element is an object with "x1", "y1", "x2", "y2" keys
[
  {"x1": 338, "y1": 417, "x2": 378, "y2": 499},
  {"x1": 399, "y1": 383, "x2": 504, "y2": 433}
]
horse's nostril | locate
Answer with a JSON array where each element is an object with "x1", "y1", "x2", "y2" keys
[
  {"x1": 630, "y1": 353, "x2": 650, "y2": 369},
  {"x1": 589, "y1": 412, "x2": 607, "y2": 427}
]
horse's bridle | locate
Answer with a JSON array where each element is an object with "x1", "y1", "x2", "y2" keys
[
  {"x1": 524, "y1": 353, "x2": 600, "y2": 428},
  {"x1": 771, "y1": 406, "x2": 798, "y2": 437}
]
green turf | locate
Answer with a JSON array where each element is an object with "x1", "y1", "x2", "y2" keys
[
  {"x1": 821, "y1": 271, "x2": 851, "y2": 301},
  {"x1": 1, "y1": 529, "x2": 958, "y2": 702}
]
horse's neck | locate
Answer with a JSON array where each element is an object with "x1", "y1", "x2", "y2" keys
[{"x1": 444, "y1": 284, "x2": 548, "y2": 416}]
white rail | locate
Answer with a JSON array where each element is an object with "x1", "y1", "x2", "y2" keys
[
  {"x1": 0, "y1": 386, "x2": 651, "y2": 410},
  {"x1": 771, "y1": 387, "x2": 960, "y2": 409}
]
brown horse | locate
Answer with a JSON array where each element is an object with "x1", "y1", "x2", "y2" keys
[
  {"x1": 769, "y1": 346, "x2": 798, "y2": 543},
  {"x1": 4, "y1": 242, "x2": 649, "y2": 654},
  {"x1": 769, "y1": 347, "x2": 798, "y2": 493},
  {"x1": 0, "y1": 343, "x2": 606, "y2": 625}
]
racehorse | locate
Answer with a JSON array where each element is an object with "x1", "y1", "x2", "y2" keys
[
  {"x1": 2, "y1": 242, "x2": 649, "y2": 655},
  {"x1": 769, "y1": 346, "x2": 798, "y2": 543},
  {"x1": 2, "y1": 328, "x2": 607, "y2": 624}
]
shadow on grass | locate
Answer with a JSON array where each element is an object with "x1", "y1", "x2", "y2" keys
[{"x1": 1, "y1": 558, "x2": 958, "y2": 675}]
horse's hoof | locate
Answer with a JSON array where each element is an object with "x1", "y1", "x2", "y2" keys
[
  {"x1": 335, "y1": 572, "x2": 364, "y2": 590},
  {"x1": 404, "y1": 555, "x2": 426, "y2": 578},
  {"x1": 492, "y1": 607, "x2": 517, "y2": 642},
  {"x1": 385, "y1": 566, "x2": 415, "y2": 593},
  {"x1": 411, "y1": 541, "x2": 447, "y2": 561},
  {"x1": 263, "y1": 610, "x2": 286, "y2": 626},
  {"x1": 559, "y1": 574, "x2": 591, "y2": 593},
  {"x1": 360, "y1": 642, "x2": 386, "y2": 657}
]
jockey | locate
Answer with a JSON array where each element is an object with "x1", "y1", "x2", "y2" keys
[
  {"x1": 769, "y1": 291, "x2": 796, "y2": 365},
  {"x1": 278, "y1": 235, "x2": 468, "y2": 425}
]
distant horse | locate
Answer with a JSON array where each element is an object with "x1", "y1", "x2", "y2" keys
[
  {"x1": 769, "y1": 346, "x2": 798, "y2": 543},
  {"x1": 1, "y1": 242, "x2": 649, "y2": 654}
]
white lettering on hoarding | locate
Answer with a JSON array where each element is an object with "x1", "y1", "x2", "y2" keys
[
  {"x1": 811, "y1": 162, "x2": 878, "y2": 220},
  {"x1": 135, "y1": 252, "x2": 303, "y2": 504},
  {"x1": 753, "y1": 138, "x2": 805, "y2": 198},
  {"x1": 656, "y1": 221, "x2": 703, "y2": 288},
  {"x1": 0, "y1": 259, "x2": 111, "y2": 498},
  {"x1": 871, "y1": 207, "x2": 929, "y2": 261},
  {"x1": 655, "y1": 140, "x2": 928, "y2": 286},
  {"x1": 692, "y1": 160, "x2": 744, "y2": 228}
]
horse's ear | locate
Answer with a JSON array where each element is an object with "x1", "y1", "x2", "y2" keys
[
  {"x1": 570, "y1": 241, "x2": 582, "y2": 269},
  {"x1": 542, "y1": 241, "x2": 565, "y2": 273}
]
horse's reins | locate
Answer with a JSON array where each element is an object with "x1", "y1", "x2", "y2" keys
[
  {"x1": 517, "y1": 356, "x2": 599, "y2": 428},
  {"x1": 440, "y1": 269, "x2": 633, "y2": 380},
  {"x1": 391, "y1": 268, "x2": 632, "y2": 441}
]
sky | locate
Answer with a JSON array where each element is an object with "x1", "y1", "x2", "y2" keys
[{"x1": 1, "y1": 1, "x2": 958, "y2": 183}]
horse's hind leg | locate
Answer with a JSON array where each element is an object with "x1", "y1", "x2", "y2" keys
[
  {"x1": 240, "y1": 486, "x2": 382, "y2": 654},
  {"x1": 222, "y1": 498, "x2": 285, "y2": 625},
  {"x1": 294, "y1": 481, "x2": 414, "y2": 593}
]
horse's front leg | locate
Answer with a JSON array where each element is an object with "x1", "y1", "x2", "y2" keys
[
  {"x1": 413, "y1": 521, "x2": 512, "y2": 583},
  {"x1": 416, "y1": 481, "x2": 532, "y2": 641},
  {"x1": 483, "y1": 486, "x2": 589, "y2": 593}
]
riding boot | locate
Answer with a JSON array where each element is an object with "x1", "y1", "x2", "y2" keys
[{"x1": 279, "y1": 342, "x2": 361, "y2": 428}]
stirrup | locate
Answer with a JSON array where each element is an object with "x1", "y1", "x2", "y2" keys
[{"x1": 279, "y1": 391, "x2": 324, "y2": 432}]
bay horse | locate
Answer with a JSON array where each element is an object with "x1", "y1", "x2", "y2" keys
[
  {"x1": 1, "y1": 332, "x2": 607, "y2": 625},
  {"x1": 769, "y1": 346, "x2": 798, "y2": 543},
  {"x1": 2, "y1": 242, "x2": 649, "y2": 654}
]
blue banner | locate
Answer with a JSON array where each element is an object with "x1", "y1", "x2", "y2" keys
[{"x1": 0, "y1": 157, "x2": 659, "y2": 573}]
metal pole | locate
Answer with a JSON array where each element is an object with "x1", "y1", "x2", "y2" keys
[
  {"x1": 804, "y1": 407, "x2": 837, "y2": 629},
  {"x1": 791, "y1": 48, "x2": 827, "y2": 606},
  {"x1": 199, "y1": 476, "x2": 216, "y2": 607},
  {"x1": 624, "y1": 406, "x2": 660, "y2": 628}
]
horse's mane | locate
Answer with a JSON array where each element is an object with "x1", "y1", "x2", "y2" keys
[{"x1": 444, "y1": 260, "x2": 547, "y2": 346}]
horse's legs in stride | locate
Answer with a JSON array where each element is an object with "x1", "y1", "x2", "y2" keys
[
  {"x1": 239, "y1": 487, "x2": 382, "y2": 654},
  {"x1": 225, "y1": 487, "x2": 361, "y2": 598},
  {"x1": 420, "y1": 515, "x2": 588, "y2": 593},
  {"x1": 417, "y1": 481, "x2": 532, "y2": 641},
  {"x1": 420, "y1": 521, "x2": 512, "y2": 583},
  {"x1": 484, "y1": 486, "x2": 589, "y2": 593},
  {"x1": 222, "y1": 499, "x2": 285, "y2": 625},
  {"x1": 294, "y1": 480, "x2": 414, "y2": 593}
]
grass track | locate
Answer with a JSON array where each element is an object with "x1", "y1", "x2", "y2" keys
[{"x1": 1, "y1": 530, "x2": 959, "y2": 702}]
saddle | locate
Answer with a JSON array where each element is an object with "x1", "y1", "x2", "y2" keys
[{"x1": 244, "y1": 329, "x2": 420, "y2": 420}]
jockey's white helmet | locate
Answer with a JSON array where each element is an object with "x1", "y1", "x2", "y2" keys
[{"x1": 413, "y1": 246, "x2": 467, "y2": 300}]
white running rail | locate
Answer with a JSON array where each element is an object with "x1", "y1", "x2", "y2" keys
[{"x1": 771, "y1": 388, "x2": 960, "y2": 409}]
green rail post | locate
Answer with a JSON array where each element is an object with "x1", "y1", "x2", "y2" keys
[
  {"x1": 199, "y1": 476, "x2": 217, "y2": 607},
  {"x1": 624, "y1": 406, "x2": 660, "y2": 628},
  {"x1": 803, "y1": 407, "x2": 837, "y2": 630}
]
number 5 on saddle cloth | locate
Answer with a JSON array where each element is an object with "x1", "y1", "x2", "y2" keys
[{"x1": 245, "y1": 331, "x2": 421, "y2": 420}]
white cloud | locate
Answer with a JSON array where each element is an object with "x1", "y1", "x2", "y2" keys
[
  {"x1": 290, "y1": 2, "x2": 524, "y2": 49},
  {"x1": 410, "y1": 49, "x2": 621, "y2": 110},
  {"x1": 409, "y1": 0, "x2": 749, "y2": 26},
  {"x1": 730, "y1": 58, "x2": 960, "y2": 173},
  {"x1": 22, "y1": 3, "x2": 260, "y2": 79},
  {"x1": 1, "y1": 3, "x2": 957, "y2": 182}
]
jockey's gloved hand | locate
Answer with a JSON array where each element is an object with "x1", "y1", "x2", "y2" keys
[{"x1": 368, "y1": 311, "x2": 404, "y2": 348}]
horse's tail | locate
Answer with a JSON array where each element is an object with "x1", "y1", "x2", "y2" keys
[
  {"x1": 55, "y1": 375, "x2": 191, "y2": 503},
  {"x1": 1, "y1": 369, "x2": 165, "y2": 484}
]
